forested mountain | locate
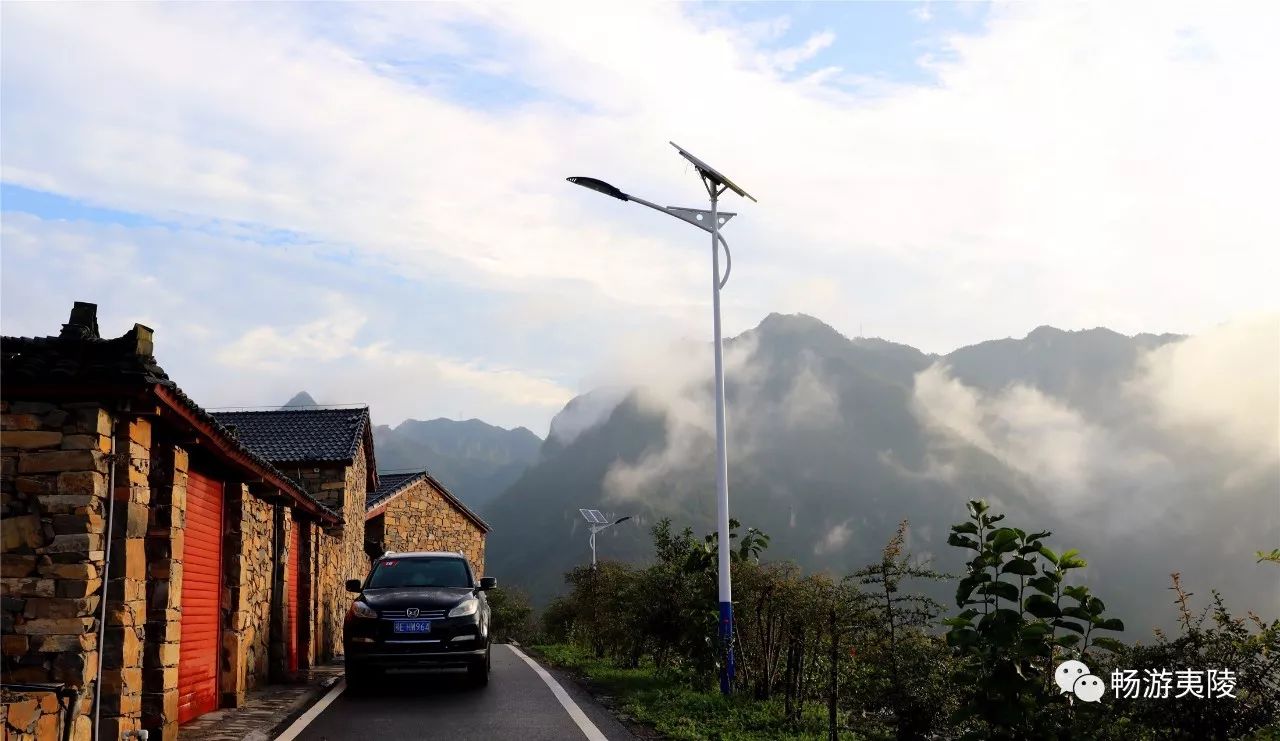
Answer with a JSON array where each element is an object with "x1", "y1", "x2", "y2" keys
[
  {"x1": 373, "y1": 418, "x2": 542, "y2": 508},
  {"x1": 481, "y1": 313, "x2": 1279, "y2": 633}
]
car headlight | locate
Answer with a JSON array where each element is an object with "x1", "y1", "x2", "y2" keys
[
  {"x1": 448, "y1": 598, "x2": 479, "y2": 618},
  {"x1": 349, "y1": 601, "x2": 376, "y2": 619}
]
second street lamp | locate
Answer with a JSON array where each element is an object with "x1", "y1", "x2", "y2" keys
[{"x1": 567, "y1": 143, "x2": 756, "y2": 695}]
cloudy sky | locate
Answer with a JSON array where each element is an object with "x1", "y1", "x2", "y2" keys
[{"x1": 3, "y1": 2, "x2": 1276, "y2": 434}]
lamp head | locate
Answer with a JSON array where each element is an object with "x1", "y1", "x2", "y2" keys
[{"x1": 567, "y1": 176, "x2": 629, "y2": 201}]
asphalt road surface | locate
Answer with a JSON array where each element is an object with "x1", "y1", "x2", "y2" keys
[{"x1": 291, "y1": 644, "x2": 634, "y2": 741}]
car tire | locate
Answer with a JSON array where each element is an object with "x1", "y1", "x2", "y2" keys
[
  {"x1": 346, "y1": 665, "x2": 378, "y2": 695},
  {"x1": 469, "y1": 648, "x2": 490, "y2": 688}
]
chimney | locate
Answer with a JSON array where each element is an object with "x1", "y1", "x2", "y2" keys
[
  {"x1": 128, "y1": 324, "x2": 155, "y2": 357},
  {"x1": 60, "y1": 301, "x2": 101, "y2": 340}
]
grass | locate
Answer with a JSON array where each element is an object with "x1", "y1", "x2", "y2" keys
[{"x1": 530, "y1": 643, "x2": 854, "y2": 740}]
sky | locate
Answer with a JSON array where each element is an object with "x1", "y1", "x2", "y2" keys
[{"x1": 2, "y1": 1, "x2": 1277, "y2": 435}]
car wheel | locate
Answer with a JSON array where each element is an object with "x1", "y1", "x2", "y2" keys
[
  {"x1": 469, "y1": 650, "x2": 490, "y2": 687},
  {"x1": 346, "y1": 665, "x2": 378, "y2": 695}
]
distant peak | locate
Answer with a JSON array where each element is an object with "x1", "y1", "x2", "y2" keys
[
  {"x1": 754, "y1": 312, "x2": 844, "y2": 337},
  {"x1": 1025, "y1": 325, "x2": 1125, "y2": 341},
  {"x1": 282, "y1": 391, "x2": 318, "y2": 408}
]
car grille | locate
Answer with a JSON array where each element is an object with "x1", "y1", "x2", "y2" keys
[{"x1": 379, "y1": 608, "x2": 448, "y2": 619}]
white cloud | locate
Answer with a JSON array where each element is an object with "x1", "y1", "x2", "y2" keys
[
  {"x1": 3, "y1": 2, "x2": 1278, "y2": 431},
  {"x1": 782, "y1": 357, "x2": 840, "y2": 430},
  {"x1": 764, "y1": 31, "x2": 836, "y2": 73},
  {"x1": 815, "y1": 520, "x2": 852, "y2": 555},
  {"x1": 1130, "y1": 314, "x2": 1280, "y2": 477},
  {"x1": 910, "y1": 363, "x2": 1167, "y2": 505},
  {"x1": 218, "y1": 298, "x2": 368, "y2": 370},
  {"x1": 601, "y1": 332, "x2": 762, "y2": 503},
  {"x1": 907, "y1": 315, "x2": 1279, "y2": 514},
  {"x1": 0, "y1": 213, "x2": 574, "y2": 432}
]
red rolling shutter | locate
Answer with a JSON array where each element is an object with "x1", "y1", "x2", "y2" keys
[
  {"x1": 178, "y1": 470, "x2": 224, "y2": 724},
  {"x1": 287, "y1": 519, "x2": 301, "y2": 673}
]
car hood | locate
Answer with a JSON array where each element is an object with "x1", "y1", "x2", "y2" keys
[{"x1": 359, "y1": 587, "x2": 476, "y2": 610}]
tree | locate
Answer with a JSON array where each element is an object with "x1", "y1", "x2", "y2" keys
[
  {"x1": 487, "y1": 584, "x2": 535, "y2": 643},
  {"x1": 847, "y1": 519, "x2": 953, "y2": 740},
  {"x1": 944, "y1": 500, "x2": 1124, "y2": 739}
]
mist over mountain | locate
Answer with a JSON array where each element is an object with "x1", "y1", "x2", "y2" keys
[
  {"x1": 482, "y1": 313, "x2": 1280, "y2": 634},
  {"x1": 373, "y1": 418, "x2": 542, "y2": 508}
]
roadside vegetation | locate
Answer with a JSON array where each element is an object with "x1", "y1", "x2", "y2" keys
[{"x1": 525, "y1": 500, "x2": 1279, "y2": 740}]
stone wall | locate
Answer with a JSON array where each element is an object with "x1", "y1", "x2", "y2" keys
[
  {"x1": 379, "y1": 477, "x2": 487, "y2": 576},
  {"x1": 294, "y1": 440, "x2": 371, "y2": 661},
  {"x1": 1, "y1": 688, "x2": 73, "y2": 740},
  {"x1": 222, "y1": 485, "x2": 276, "y2": 701},
  {"x1": 143, "y1": 444, "x2": 187, "y2": 741},
  {"x1": 313, "y1": 528, "x2": 345, "y2": 660},
  {"x1": 1, "y1": 400, "x2": 113, "y2": 741},
  {"x1": 2, "y1": 398, "x2": 327, "y2": 738},
  {"x1": 100, "y1": 418, "x2": 151, "y2": 738}
]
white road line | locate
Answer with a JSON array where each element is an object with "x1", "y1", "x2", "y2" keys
[
  {"x1": 506, "y1": 645, "x2": 609, "y2": 741},
  {"x1": 273, "y1": 678, "x2": 347, "y2": 741}
]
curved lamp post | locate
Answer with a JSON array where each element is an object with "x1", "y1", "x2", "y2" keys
[
  {"x1": 567, "y1": 143, "x2": 756, "y2": 695},
  {"x1": 590, "y1": 515, "x2": 631, "y2": 567}
]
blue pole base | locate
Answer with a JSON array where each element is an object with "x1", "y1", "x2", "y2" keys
[{"x1": 719, "y1": 600, "x2": 735, "y2": 695}]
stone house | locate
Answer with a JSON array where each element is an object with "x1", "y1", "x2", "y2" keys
[
  {"x1": 206, "y1": 407, "x2": 378, "y2": 662},
  {"x1": 0, "y1": 304, "x2": 342, "y2": 739},
  {"x1": 364, "y1": 471, "x2": 490, "y2": 574}
]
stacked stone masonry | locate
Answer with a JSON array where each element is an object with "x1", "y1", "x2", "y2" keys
[
  {"x1": 142, "y1": 443, "x2": 186, "y2": 741},
  {"x1": 286, "y1": 440, "x2": 370, "y2": 663},
  {"x1": 220, "y1": 483, "x2": 277, "y2": 707},
  {"x1": 377, "y1": 477, "x2": 487, "y2": 576},
  {"x1": 0, "y1": 402, "x2": 328, "y2": 740},
  {"x1": 3, "y1": 306, "x2": 490, "y2": 738},
  {"x1": 1, "y1": 401, "x2": 113, "y2": 741}
]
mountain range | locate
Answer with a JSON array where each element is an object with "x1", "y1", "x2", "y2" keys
[
  {"x1": 478, "y1": 313, "x2": 1278, "y2": 634},
  {"x1": 281, "y1": 392, "x2": 543, "y2": 509},
  {"x1": 372, "y1": 418, "x2": 542, "y2": 508}
]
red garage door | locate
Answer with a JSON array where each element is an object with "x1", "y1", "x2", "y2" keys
[
  {"x1": 287, "y1": 519, "x2": 301, "y2": 673},
  {"x1": 179, "y1": 470, "x2": 224, "y2": 724}
]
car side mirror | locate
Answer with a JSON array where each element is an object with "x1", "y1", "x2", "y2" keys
[
  {"x1": 478, "y1": 577, "x2": 497, "y2": 591},
  {"x1": 345, "y1": 579, "x2": 363, "y2": 593}
]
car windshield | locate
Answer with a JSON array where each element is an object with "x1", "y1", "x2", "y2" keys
[{"x1": 365, "y1": 557, "x2": 472, "y2": 589}]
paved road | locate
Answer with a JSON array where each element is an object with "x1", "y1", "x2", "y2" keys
[{"x1": 292, "y1": 644, "x2": 634, "y2": 741}]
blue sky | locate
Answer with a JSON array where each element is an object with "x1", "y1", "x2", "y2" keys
[
  {"x1": 2, "y1": 2, "x2": 1275, "y2": 434},
  {"x1": 1, "y1": 4, "x2": 987, "y2": 231}
]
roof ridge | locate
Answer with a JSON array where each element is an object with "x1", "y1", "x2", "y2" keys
[{"x1": 206, "y1": 405, "x2": 370, "y2": 413}]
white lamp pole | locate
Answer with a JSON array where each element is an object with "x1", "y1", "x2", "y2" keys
[
  {"x1": 568, "y1": 143, "x2": 754, "y2": 695},
  {"x1": 585, "y1": 514, "x2": 631, "y2": 568}
]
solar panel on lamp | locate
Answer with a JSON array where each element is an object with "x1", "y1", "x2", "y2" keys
[{"x1": 669, "y1": 141, "x2": 757, "y2": 203}]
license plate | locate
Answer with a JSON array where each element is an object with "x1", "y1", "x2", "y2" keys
[{"x1": 393, "y1": 620, "x2": 432, "y2": 634}]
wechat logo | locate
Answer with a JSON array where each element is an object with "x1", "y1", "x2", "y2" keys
[{"x1": 1056, "y1": 659, "x2": 1106, "y2": 702}]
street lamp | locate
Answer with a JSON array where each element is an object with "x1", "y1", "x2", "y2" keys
[
  {"x1": 568, "y1": 142, "x2": 756, "y2": 696},
  {"x1": 579, "y1": 509, "x2": 632, "y2": 567}
]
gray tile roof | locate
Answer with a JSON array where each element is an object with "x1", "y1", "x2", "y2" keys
[
  {"x1": 366, "y1": 469, "x2": 491, "y2": 533},
  {"x1": 210, "y1": 407, "x2": 370, "y2": 464}
]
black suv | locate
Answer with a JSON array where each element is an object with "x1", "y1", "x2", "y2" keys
[{"x1": 343, "y1": 551, "x2": 496, "y2": 688}]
